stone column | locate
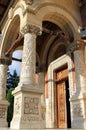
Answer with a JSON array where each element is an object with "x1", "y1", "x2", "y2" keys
[
  {"x1": 70, "y1": 42, "x2": 86, "y2": 128},
  {"x1": 0, "y1": 58, "x2": 11, "y2": 127},
  {"x1": 20, "y1": 33, "x2": 36, "y2": 86},
  {"x1": 11, "y1": 24, "x2": 44, "y2": 130}
]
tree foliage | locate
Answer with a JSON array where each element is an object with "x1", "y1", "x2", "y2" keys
[
  {"x1": 6, "y1": 88, "x2": 14, "y2": 127},
  {"x1": 6, "y1": 69, "x2": 19, "y2": 127},
  {"x1": 6, "y1": 69, "x2": 19, "y2": 92}
]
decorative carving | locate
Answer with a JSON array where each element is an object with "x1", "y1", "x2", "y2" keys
[
  {"x1": 24, "y1": 97, "x2": 39, "y2": 115},
  {"x1": 0, "y1": 105, "x2": 6, "y2": 119},
  {"x1": 20, "y1": 32, "x2": 35, "y2": 84},
  {"x1": 21, "y1": 116, "x2": 40, "y2": 122},
  {"x1": 23, "y1": 0, "x2": 33, "y2": 5},
  {"x1": 20, "y1": 24, "x2": 42, "y2": 36},
  {"x1": 73, "y1": 103, "x2": 83, "y2": 117},
  {"x1": 14, "y1": 97, "x2": 21, "y2": 115}
]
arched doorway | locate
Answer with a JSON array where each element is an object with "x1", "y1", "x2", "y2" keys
[{"x1": 36, "y1": 20, "x2": 74, "y2": 128}]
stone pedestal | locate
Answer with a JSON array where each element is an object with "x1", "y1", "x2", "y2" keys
[
  {"x1": 11, "y1": 86, "x2": 43, "y2": 129},
  {"x1": 0, "y1": 100, "x2": 9, "y2": 127}
]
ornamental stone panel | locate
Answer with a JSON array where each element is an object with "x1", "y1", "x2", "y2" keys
[{"x1": 24, "y1": 97, "x2": 39, "y2": 115}]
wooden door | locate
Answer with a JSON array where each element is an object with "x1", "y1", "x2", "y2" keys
[
  {"x1": 55, "y1": 67, "x2": 68, "y2": 128},
  {"x1": 56, "y1": 81, "x2": 67, "y2": 128}
]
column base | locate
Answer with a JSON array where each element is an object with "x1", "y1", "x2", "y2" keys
[
  {"x1": 0, "y1": 100, "x2": 9, "y2": 127},
  {"x1": 70, "y1": 94, "x2": 86, "y2": 129},
  {"x1": 11, "y1": 85, "x2": 44, "y2": 130}
]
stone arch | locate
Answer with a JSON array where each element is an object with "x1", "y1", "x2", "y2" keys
[
  {"x1": 41, "y1": 18, "x2": 72, "y2": 67},
  {"x1": 1, "y1": 15, "x2": 20, "y2": 57},
  {"x1": 1, "y1": 2, "x2": 25, "y2": 58},
  {"x1": 35, "y1": 3, "x2": 80, "y2": 66},
  {"x1": 35, "y1": 3, "x2": 81, "y2": 34}
]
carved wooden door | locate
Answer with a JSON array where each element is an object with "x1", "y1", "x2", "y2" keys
[{"x1": 56, "y1": 81, "x2": 67, "y2": 128}]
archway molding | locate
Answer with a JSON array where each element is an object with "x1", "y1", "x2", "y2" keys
[
  {"x1": 35, "y1": 3, "x2": 81, "y2": 35},
  {"x1": 0, "y1": 3, "x2": 25, "y2": 58},
  {"x1": 46, "y1": 54, "x2": 73, "y2": 128}
]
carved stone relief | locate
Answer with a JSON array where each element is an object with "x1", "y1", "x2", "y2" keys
[
  {"x1": 24, "y1": 97, "x2": 39, "y2": 115},
  {"x1": 14, "y1": 97, "x2": 21, "y2": 115},
  {"x1": 20, "y1": 24, "x2": 42, "y2": 36},
  {"x1": 0, "y1": 105, "x2": 6, "y2": 119},
  {"x1": 20, "y1": 33, "x2": 35, "y2": 84},
  {"x1": 21, "y1": 116, "x2": 40, "y2": 122}
]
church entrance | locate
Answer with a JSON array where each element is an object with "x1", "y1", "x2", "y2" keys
[{"x1": 55, "y1": 66, "x2": 71, "y2": 128}]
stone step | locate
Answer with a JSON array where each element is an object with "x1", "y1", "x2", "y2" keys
[{"x1": 0, "y1": 128, "x2": 85, "y2": 130}]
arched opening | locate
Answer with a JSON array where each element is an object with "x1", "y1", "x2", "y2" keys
[
  {"x1": 1, "y1": 15, "x2": 21, "y2": 56},
  {"x1": 2, "y1": 15, "x2": 23, "y2": 127},
  {"x1": 36, "y1": 18, "x2": 74, "y2": 128}
]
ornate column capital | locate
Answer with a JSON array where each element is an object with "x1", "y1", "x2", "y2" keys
[
  {"x1": 20, "y1": 24, "x2": 42, "y2": 36},
  {"x1": 0, "y1": 58, "x2": 12, "y2": 65}
]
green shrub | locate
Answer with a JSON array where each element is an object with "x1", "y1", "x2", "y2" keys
[{"x1": 6, "y1": 88, "x2": 14, "y2": 127}]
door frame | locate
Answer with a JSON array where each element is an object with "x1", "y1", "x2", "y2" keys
[{"x1": 46, "y1": 54, "x2": 74, "y2": 128}]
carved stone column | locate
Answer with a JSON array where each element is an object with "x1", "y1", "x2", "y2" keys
[
  {"x1": 0, "y1": 58, "x2": 11, "y2": 127},
  {"x1": 11, "y1": 24, "x2": 44, "y2": 129},
  {"x1": 70, "y1": 42, "x2": 86, "y2": 128},
  {"x1": 19, "y1": 24, "x2": 41, "y2": 86},
  {"x1": 20, "y1": 35, "x2": 35, "y2": 85}
]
